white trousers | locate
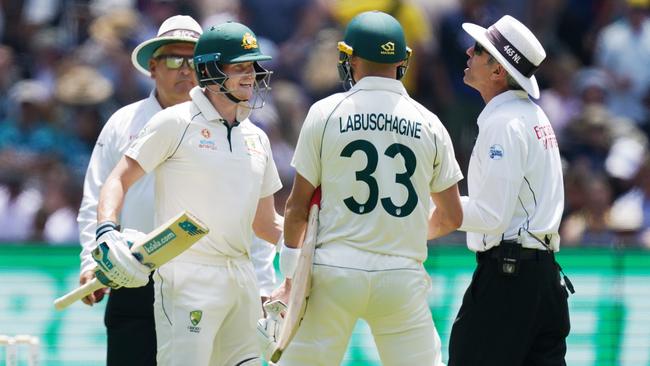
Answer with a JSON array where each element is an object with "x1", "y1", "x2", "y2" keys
[
  {"x1": 153, "y1": 257, "x2": 262, "y2": 366},
  {"x1": 278, "y1": 264, "x2": 444, "y2": 366}
]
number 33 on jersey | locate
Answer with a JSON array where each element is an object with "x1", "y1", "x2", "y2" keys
[{"x1": 291, "y1": 77, "x2": 463, "y2": 262}]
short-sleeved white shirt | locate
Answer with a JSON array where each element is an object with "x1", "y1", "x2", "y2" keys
[
  {"x1": 292, "y1": 77, "x2": 462, "y2": 263},
  {"x1": 459, "y1": 90, "x2": 564, "y2": 252},
  {"x1": 126, "y1": 86, "x2": 282, "y2": 259}
]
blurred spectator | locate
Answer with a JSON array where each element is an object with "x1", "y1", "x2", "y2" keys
[
  {"x1": 0, "y1": 45, "x2": 21, "y2": 120},
  {"x1": 539, "y1": 52, "x2": 582, "y2": 141},
  {"x1": 239, "y1": 0, "x2": 328, "y2": 80},
  {"x1": 0, "y1": 170, "x2": 42, "y2": 242},
  {"x1": 54, "y1": 65, "x2": 115, "y2": 177},
  {"x1": 0, "y1": 79, "x2": 61, "y2": 170},
  {"x1": 560, "y1": 172, "x2": 618, "y2": 247},
  {"x1": 38, "y1": 163, "x2": 81, "y2": 244},
  {"x1": 574, "y1": 67, "x2": 611, "y2": 105},
  {"x1": 609, "y1": 155, "x2": 650, "y2": 248},
  {"x1": 562, "y1": 104, "x2": 646, "y2": 174},
  {"x1": 594, "y1": 0, "x2": 650, "y2": 126}
]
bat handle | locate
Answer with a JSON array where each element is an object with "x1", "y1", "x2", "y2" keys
[{"x1": 53, "y1": 278, "x2": 106, "y2": 310}]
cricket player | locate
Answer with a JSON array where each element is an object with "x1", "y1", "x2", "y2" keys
[
  {"x1": 269, "y1": 11, "x2": 463, "y2": 366},
  {"x1": 448, "y1": 15, "x2": 571, "y2": 365},
  {"x1": 89, "y1": 21, "x2": 283, "y2": 365},
  {"x1": 77, "y1": 15, "x2": 202, "y2": 366}
]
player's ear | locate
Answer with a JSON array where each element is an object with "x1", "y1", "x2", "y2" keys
[{"x1": 491, "y1": 64, "x2": 507, "y2": 82}]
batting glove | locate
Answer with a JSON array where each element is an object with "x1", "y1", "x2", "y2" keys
[
  {"x1": 92, "y1": 222, "x2": 150, "y2": 288},
  {"x1": 257, "y1": 299, "x2": 287, "y2": 361}
]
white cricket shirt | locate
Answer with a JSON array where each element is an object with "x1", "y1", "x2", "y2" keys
[
  {"x1": 77, "y1": 92, "x2": 160, "y2": 274},
  {"x1": 126, "y1": 86, "x2": 282, "y2": 260},
  {"x1": 292, "y1": 77, "x2": 463, "y2": 265},
  {"x1": 459, "y1": 90, "x2": 564, "y2": 252}
]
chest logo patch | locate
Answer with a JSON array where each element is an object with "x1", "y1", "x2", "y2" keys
[
  {"x1": 244, "y1": 136, "x2": 264, "y2": 156},
  {"x1": 201, "y1": 128, "x2": 211, "y2": 139},
  {"x1": 489, "y1": 144, "x2": 504, "y2": 160}
]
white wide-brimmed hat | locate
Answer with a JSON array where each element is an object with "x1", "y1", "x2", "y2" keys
[
  {"x1": 463, "y1": 15, "x2": 546, "y2": 99},
  {"x1": 131, "y1": 15, "x2": 203, "y2": 77}
]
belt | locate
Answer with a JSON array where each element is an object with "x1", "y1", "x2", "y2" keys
[{"x1": 476, "y1": 241, "x2": 554, "y2": 262}]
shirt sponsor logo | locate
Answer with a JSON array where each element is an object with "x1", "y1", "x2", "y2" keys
[
  {"x1": 199, "y1": 138, "x2": 217, "y2": 150},
  {"x1": 489, "y1": 144, "x2": 504, "y2": 160},
  {"x1": 533, "y1": 124, "x2": 559, "y2": 150}
]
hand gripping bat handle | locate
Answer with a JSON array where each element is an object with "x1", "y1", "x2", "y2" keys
[{"x1": 53, "y1": 278, "x2": 104, "y2": 310}]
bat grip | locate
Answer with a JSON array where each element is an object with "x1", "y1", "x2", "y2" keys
[{"x1": 53, "y1": 278, "x2": 106, "y2": 310}]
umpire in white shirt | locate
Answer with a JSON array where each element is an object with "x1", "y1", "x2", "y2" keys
[{"x1": 448, "y1": 15, "x2": 573, "y2": 366}]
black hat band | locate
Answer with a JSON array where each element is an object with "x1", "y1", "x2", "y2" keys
[{"x1": 486, "y1": 26, "x2": 538, "y2": 78}]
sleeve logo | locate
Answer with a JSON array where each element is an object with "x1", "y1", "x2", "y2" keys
[{"x1": 488, "y1": 144, "x2": 504, "y2": 160}]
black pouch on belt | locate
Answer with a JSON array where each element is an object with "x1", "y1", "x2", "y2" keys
[{"x1": 498, "y1": 240, "x2": 521, "y2": 276}]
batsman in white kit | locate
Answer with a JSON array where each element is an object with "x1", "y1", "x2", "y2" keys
[
  {"x1": 93, "y1": 22, "x2": 283, "y2": 366},
  {"x1": 261, "y1": 11, "x2": 464, "y2": 366}
]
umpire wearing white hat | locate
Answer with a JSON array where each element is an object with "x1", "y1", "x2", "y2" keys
[{"x1": 448, "y1": 15, "x2": 573, "y2": 365}]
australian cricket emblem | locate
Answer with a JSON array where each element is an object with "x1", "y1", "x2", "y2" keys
[
  {"x1": 244, "y1": 136, "x2": 263, "y2": 156},
  {"x1": 241, "y1": 32, "x2": 258, "y2": 50},
  {"x1": 189, "y1": 310, "x2": 203, "y2": 333}
]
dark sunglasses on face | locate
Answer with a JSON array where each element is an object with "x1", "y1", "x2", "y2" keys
[
  {"x1": 155, "y1": 54, "x2": 194, "y2": 69},
  {"x1": 473, "y1": 42, "x2": 485, "y2": 55}
]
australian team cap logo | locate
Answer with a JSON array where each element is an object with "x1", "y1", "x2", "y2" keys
[{"x1": 241, "y1": 32, "x2": 258, "y2": 50}]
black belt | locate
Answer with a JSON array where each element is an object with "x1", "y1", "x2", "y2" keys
[{"x1": 476, "y1": 241, "x2": 554, "y2": 262}]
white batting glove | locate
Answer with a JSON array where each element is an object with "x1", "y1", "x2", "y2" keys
[
  {"x1": 92, "y1": 222, "x2": 150, "y2": 288},
  {"x1": 257, "y1": 299, "x2": 287, "y2": 361}
]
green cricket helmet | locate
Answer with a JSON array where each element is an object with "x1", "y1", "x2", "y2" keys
[
  {"x1": 193, "y1": 22, "x2": 272, "y2": 108},
  {"x1": 337, "y1": 11, "x2": 412, "y2": 89}
]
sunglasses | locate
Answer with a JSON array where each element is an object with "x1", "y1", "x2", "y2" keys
[
  {"x1": 155, "y1": 54, "x2": 194, "y2": 69},
  {"x1": 473, "y1": 42, "x2": 486, "y2": 55}
]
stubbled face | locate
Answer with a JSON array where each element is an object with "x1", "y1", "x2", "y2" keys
[
  {"x1": 463, "y1": 42, "x2": 497, "y2": 92},
  {"x1": 221, "y1": 61, "x2": 256, "y2": 101},
  {"x1": 149, "y1": 42, "x2": 197, "y2": 106}
]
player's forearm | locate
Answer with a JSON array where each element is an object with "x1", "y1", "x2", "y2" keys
[
  {"x1": 97, "y1": 156, "x2": 145, "y2": 224},
  {"x1": 97, "y1": 176, "x2": 127, "y2": 223},
  {"x1": 428, "y1": 210, "x2": 462, "y2": 240},
  {"x1": 253, "y1": 195, "x2": 284, "y2": 244},
  {"x1": 283, "y1": 201, "x2": 309, "y2": 249}
]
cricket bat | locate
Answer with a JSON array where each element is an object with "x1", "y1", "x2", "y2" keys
[
  {"x1": 54, "y1": 211, "x2": 208, "y2": 310},
  {"x1": 270, "y1": 187, "x2": 321, "y2": 363}
]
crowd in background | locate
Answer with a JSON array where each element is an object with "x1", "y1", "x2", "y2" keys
[{"x1": 0, "y1": 0, "x2": 649, "y2": 249}]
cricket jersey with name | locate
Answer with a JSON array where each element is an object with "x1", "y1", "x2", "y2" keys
[{"x1": 292, "y1": 76, "x2": 463, "y2": 265}]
